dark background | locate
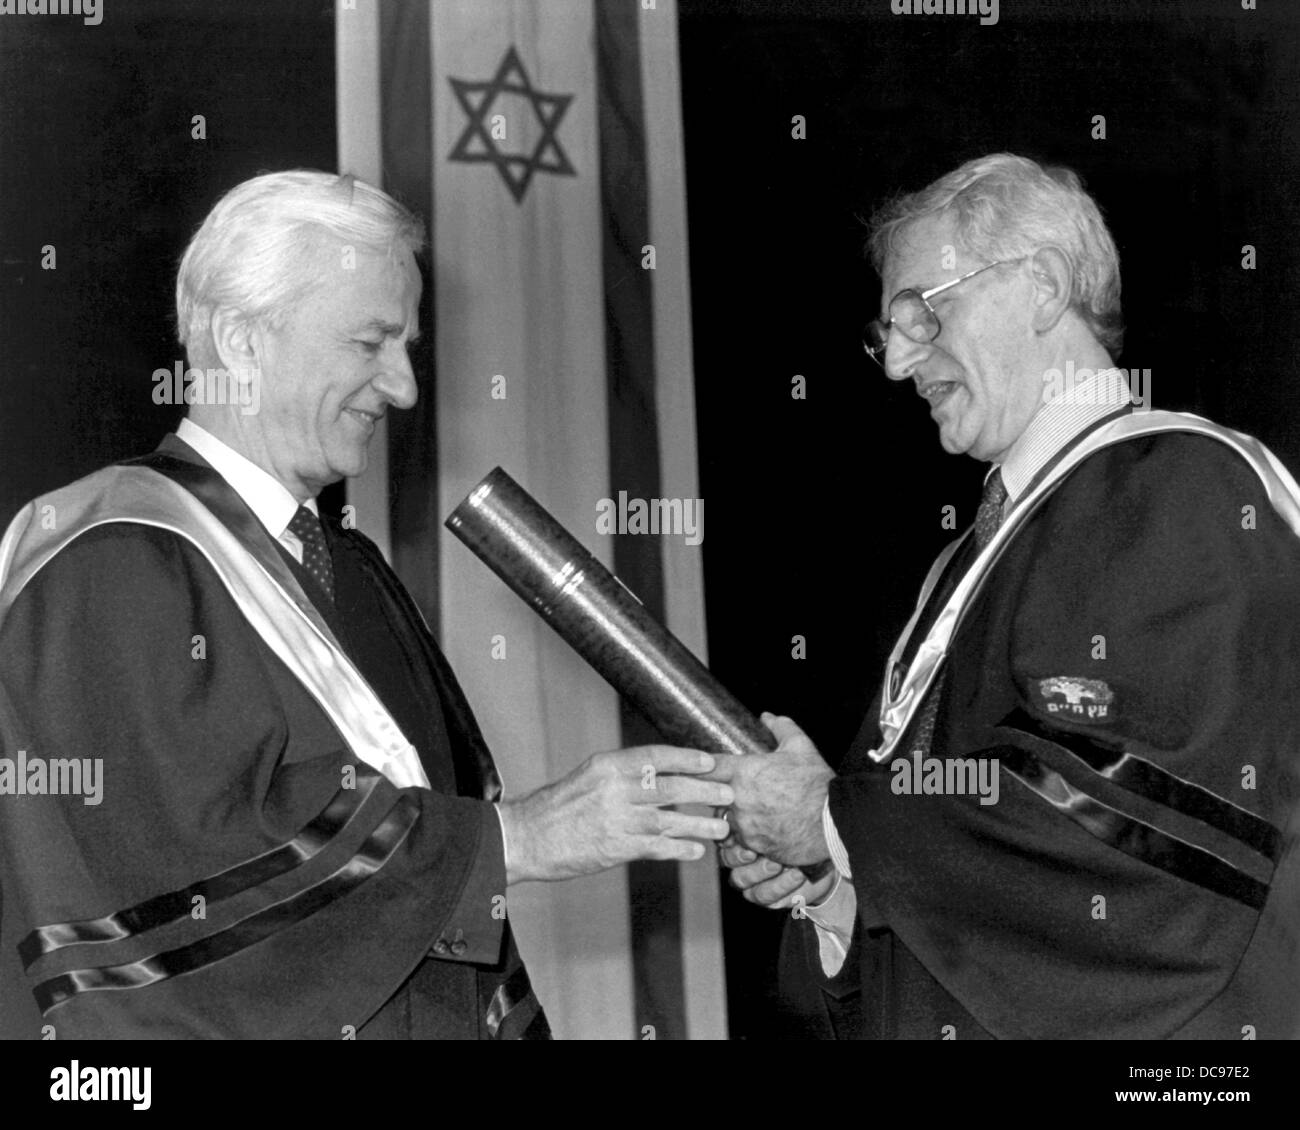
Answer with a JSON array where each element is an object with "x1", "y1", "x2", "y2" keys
[
  {"x1": 675, "y1": 0, "x2": 1300, "y2": 1038},
  {"x1": 3, "y1": 0, "x2": 1298, "y2": 1039},
  {"x1": 0, "y1": 0, "x2": 338, "y2": 516}
]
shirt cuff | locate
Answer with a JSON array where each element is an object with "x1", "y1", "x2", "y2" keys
[
  {"x1": 824, "y1": 795, "x2": 852, "y2": 880},
  {"x1": 802, "y1": 872, "x2": 857, "y2": 977}
]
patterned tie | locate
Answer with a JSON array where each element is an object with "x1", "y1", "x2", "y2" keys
[
  {"x1": 485, "y1": 950, "x2": 551, "y2": 1040},
  {"x1": 908, "y1": 468, "x2": 1007, "y2": 755},
  {"x1": 288, "y1": 504, "x2": 335, "y2": 604}
]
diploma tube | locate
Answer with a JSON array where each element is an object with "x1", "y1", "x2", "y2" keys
[{"x1": 445, "y1": 467, "x2": 832, "y2": 881}]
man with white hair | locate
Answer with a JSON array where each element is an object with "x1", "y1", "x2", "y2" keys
[
  {"x1": 0, "y1": 171, "x2": 732, "y2": 1039},
  {"x1": 711, "y1": 154, "x2": 1300, "y2": 1039}
]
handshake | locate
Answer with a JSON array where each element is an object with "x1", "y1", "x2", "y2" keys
[{"x1": 498, "y1": 712, "x2": 838, "y2": 909}]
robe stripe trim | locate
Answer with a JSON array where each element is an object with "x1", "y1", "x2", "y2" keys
[
  {"x1": 1001, "y1": 708, "x2": 1283, "y2": 863},
  {"x1": 18, "y1": 770, "x2": 385, "y2": 970},
  {"x1": 32, "y1": 794, "x2": 420, "y2": 1016},
  {"x1": 999, "y1": 744, "x2": 1271, "y2": 910}
]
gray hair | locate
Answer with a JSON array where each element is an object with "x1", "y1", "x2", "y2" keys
[
  {"x1": 176, "y1": 170, "x2": 425, "y2": 349},
  {"x1": 868, "y1": 154, "x2": 1123, "y2": 354}
]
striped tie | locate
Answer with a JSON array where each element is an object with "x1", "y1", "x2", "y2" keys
[
  {"x1": 908, "y1": 469, "x2": 1007, "y2": 755},
  {"x1": 288, "y1": 505, "x2": 335, "y2": 604},
  {"x1": 484, "y1": 926, "x2": 551, "y2": 1040},
  {"x1": 486, "y1": 966, "x2": 551, "y2": 1040}
]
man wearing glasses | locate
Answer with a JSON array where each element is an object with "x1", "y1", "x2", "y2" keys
[{"x1": 708, "y1": 153, "x2": 1300, "y2": 1039}]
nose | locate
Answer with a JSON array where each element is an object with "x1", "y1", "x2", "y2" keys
[
  {"x1": 883, "y1": 322, "x2": 931, "y2": 382},
  {"x1": 375, "y1": 343, "x2": 418, "y2": 411}
]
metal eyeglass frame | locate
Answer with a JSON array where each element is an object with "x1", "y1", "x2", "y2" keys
[{"x1": 863, "y1": 257, "x2": 1026, "y2": 369}]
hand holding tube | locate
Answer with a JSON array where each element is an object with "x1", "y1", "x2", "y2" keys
[{"x1": 704, "y1": 713, "x2": 835, "y2": 868}]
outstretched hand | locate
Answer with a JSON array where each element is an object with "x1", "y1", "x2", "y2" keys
[{"x1": 499, "y1": 746, "x2": 733, "y2": 883}]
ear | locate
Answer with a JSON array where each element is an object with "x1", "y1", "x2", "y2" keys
[
  {"x1": 1027, "y1": 245, "x2": 1073, "y2": 335},
  {"x1": 209, "y1": 307, "x2": 262, "y2": 379}
]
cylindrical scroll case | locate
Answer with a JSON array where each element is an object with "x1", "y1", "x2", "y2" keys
[
  {"x1": 445, "y1": 468, "x2": 833, "y2": 882},
  {"x1": 445, "y1": 467, "x2": 776, "y2": 758}
]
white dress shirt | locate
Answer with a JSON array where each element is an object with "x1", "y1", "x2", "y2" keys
[{"x1": 176, "y1": 418, "x2": 316, "y2": 564}]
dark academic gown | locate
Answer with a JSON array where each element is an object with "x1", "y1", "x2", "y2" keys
[
  {"x1": 0, "y1": 435, "x2": 548, "y2": 1039},
  {"x1": 781, "y1": 428, "x2": 1300, "y2": 1040}
]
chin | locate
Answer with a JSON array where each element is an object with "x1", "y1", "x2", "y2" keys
[
  {"x1": 330, "y1": 459, "x2": 366, "y2": 483},
  {"x1": 938, "y1": 428, "x2": 971, "y2": 456},
  {"x1": 327, "y1": 442, "x2": 369, "y2": 479}
]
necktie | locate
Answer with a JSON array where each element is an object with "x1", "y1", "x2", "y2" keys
[
  {"x1": 288, "y1": 504, "x2": 335, "y2": 604},
  {"x1": 908, "y1": 468, "x2": 1007, "y2": 755},
  {"x1": 972, "y1": 468, "x2": 1008, "y2": 554}
]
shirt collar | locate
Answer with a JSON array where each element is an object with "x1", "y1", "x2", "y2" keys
[
  {"x1": 175, "y1": 418, "x2": 315, "y2": 540},
  {"x1": 994, "y1": 366, "x2": 1133, "y2": 504}
]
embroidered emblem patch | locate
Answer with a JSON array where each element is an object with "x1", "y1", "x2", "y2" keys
[{"x1": 1034, "y1": 675, "x2": 1115, "y2": 723}]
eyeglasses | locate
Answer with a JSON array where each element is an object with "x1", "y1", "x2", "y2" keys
[{"x1": 863, "y1": 257, "x2": 1025, "y2": 369}]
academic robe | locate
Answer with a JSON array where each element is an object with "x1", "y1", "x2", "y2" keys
[
  {"x1": 782, "y1": 422, "x2": 1300, "y2": 1040},
  {"x1": 0, "y1": 435, "x2": 548, "y2": 1039}
]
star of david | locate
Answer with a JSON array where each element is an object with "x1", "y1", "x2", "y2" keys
[{"x1": 447, "y1": 46, "x2": 577, "y2": 204}]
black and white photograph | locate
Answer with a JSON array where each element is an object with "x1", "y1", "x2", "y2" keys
[{"x1": 0, "y1": 0, "x2": 1296, "y2": 1107}]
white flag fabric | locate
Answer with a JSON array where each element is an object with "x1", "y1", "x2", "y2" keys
[{"x1": 337, "y1": 0, "x2": 723, "y2": 1040}]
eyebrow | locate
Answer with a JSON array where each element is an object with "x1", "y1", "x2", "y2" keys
[{"x1": 356, "y1": 318, "x2": 421, "y2": 344}]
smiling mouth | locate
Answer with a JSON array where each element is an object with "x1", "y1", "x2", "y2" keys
[
  {"x1": 918, "y1": 381, "x2": 958, "y2": 406},
  {"x1": 345, "y1": 407, "x2": 384, "y2": 429}
]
